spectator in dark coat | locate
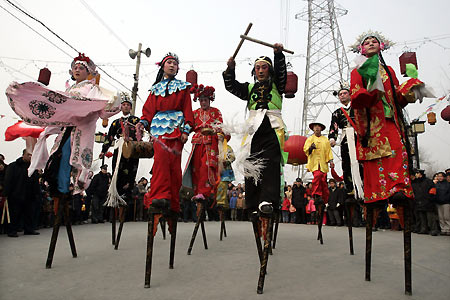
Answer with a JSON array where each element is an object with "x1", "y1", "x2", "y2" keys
[
  {"x1": 411, "y1": 169, "x2": 439, "y2": 235},
  {"x1": 89, "y1": 165, "x2": 110, "y2": 223},
  {"x1": 434, "y1": 172, "x2": 450, "y2": 235},
  {"x1": 291, "y1": 178, "x2": 307, "y2": 224},
  {"x1": 327, "y1": 179, "x2": 344, "y2": 226},
  {"x1": 3, "y1": 149, "x2": 41, "y2": 237}
]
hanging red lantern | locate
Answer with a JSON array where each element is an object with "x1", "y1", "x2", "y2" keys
[
  {"x1": 186, "y1": 69, "x2": 197, "y2": 86},
  {"x1": 284, "y1": 71, "x2": 298, "y2": 98},
  {"x1": 284, "y1": 135, "x2": 308, "y2": 165},
  {"x1": 441, "y1": 105, "x2": 450, "y2": 124},
  {"x1": 38, "y1": 68, "x2": 51, "y2": 86},
  {"x1": 105, "y1": 151, "x2": 113, "y2": 158},
  {"x1": 427, "y1": 112, "x2": 436, "y2": 125},
  {"x1": 399, "y1": 52, "x2": 418, "y2": 76}
]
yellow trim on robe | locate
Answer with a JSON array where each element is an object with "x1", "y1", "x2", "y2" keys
[{"x1": 303, "y1": 135, "x2": 333, "y2": 173}]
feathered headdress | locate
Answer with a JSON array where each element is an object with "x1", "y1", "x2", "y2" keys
[
  {"x1": 70, "y1": 53, "x2": 97, "y2": 76},
  {"x1": 120, "y1": 92, "x2": 132, "y2": 105},
  {"x1": 349, "y1": 30, "x2": 394, "y2": 54},
  {"x1": 190, "y1": 84, "x2": 215, "y2": 101}
]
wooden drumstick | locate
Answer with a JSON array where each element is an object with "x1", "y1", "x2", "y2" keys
[
  {"x1": 232, "y1": 23, "x2": 253, "y2": 59},
  {"x1": 240, "y1": 35, "x2": 295, "y2": 54}
]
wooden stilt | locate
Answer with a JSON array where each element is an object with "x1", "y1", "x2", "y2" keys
[
  {"x1": 272, "y1": 211, "x2": 279, "y2": 249},
  {"x1": 403, "y1": 202, "x2": 412, "y2": 295},
  {"x1": 114, "y1": 206, "x2": 126, "y2": 250},
  {"x1": 317, "y1": 204, "x2": 324, "y2": 244},
  {"x1": 160, "y1": 217, "x2": 166, "y2": 240},
  {"x1": 223, "y1": 218, "x2": 227, "y2": 237},
  {"x1": 46, "y1": 197, "x2": 62, "y2": 269},
  {"x1": 365, "y1": 205, "x2": 374, "y2": 281},
  {"x1": 219, "y1": 209, "x2": 224, "y2": 241},
  {"x1": 111, "y1": 207, "x2": 116, "y2": 245},
  {"x1": 251, "y1": 215, "x2": 263, "y2": 263},
  {"x1": 256, "y1": 215, "x2": 273, "y2": 294},
  {"x1": 169, "y1": 213, "x2": 177, "y2": 269},
  {"x1": 46, "y1": 194, "x2": 77, "y2": 269},
  {"x1": 144, "y1": 208, "x2": 157, "y2": 288},
  {"x1": 200, "y1": 215, "x2": 208, "y2": 250},
  {"x1": 346, "y1": 202, "x2": 355, "y2": 255},
  {"x1": 187, "y1": 201, "x2": 207, "y2": 254},
  {"x1": 63, "y1": 199, "x2": 77, "y2": 258}
]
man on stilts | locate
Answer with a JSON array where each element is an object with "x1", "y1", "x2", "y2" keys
[
  {"x1": 183, "y1": 84, "x2": 223, "y2": 254},
  {"x1": 329, "y1": 82, "x2": 364, "y2": 254},
  {"x1": 100, "y1": 92, "x2": 140, "y2": 249},
  {"x1": 304, "y1": 122, "x2": 334, "y2": 244},
  {"x1": 223, "y1": 42, "x2": 288, "y2": 294}
]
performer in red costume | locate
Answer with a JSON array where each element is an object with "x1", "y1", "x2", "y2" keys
[
  {"x1": 184, "y1": 84, "x2": 223, "y2": 203},
  {"x1": 350, "y1": 31, "x2": 427, "y2": 295},
  {"x1": 136, "y1": 52, "x2": 193, "y2": 213}
]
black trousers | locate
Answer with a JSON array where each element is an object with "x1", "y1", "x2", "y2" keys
[{"x1": 245, "y1": 115, "x2": 281, "y2": 211}]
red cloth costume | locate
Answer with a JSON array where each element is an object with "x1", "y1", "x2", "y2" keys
[
  {"x1": 350, "y1": 66, "x2": 419, "y2": 203},
  {"x1": 188, "y1": 107, "x2": 223, "y2": 197},
  {"x1": 141, "y1": 80, "x2": 193, "y2": 212}
]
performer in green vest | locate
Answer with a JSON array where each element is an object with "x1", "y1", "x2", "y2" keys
[{"x1": 222, "y1": 43, "x2": 287, "y2": 216}]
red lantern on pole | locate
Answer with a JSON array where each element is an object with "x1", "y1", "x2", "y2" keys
[
  {"x1": 186, "y1": 69, "x2": 197, "y2": 86},
  {"x1": 441, "y1": 105, "x2": 450, "y2": 124},
  {"x1": 284, "y1": 135, "x2": 308, "y2": 165},
  {"x1": 284, "y1": 71, "x2": 298, "y2": 98},
  {"x1": 38, "y1": 68, "x2": 51, "y2": 86}
]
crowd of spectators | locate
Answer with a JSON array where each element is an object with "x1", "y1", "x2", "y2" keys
[{"x1": 1, "y1": 151, "x2": 449, "y2": 238}]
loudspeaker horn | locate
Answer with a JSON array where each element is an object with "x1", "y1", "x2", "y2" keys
[
  {"x1": 144, "y1": 48, "x2": 151, "y2": 57},
  {"x1": 129, "y1": 49, "x2": 138, "y2": 59}
]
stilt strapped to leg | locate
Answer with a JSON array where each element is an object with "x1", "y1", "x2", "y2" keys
[
  {"x1": 272, "y1": 211, "x2": 279, "y2": 250},
  {"x1": 345, "y1": 201, "x2": 355, "y2": 255},
  {"x1": 114, "y1": 206, "x2": 126, "y2": 250},
  {"x1": 46, "y1": 194, "x2": 77, "y2": 269},
  {"x1": 402, "y1": 203, "x2": 412, "y2": 295},
  {"x1": 317, "y1": 204, "x2": 325, "y2": 244},
  {"x1": 219, "y1": 207, "x2": 227, "y2": 241},
  {"x1": 111, "y1": 207, "x2": 116, "y2": 245},
  {"x1": 144, "y1": 206, "x2": 178, "y2": 288},
  {"x1": 187, "y1": 200, "x2": 208, "y2": 255},
  {"x1": 256, "y1": 213, "x2": 274, "y2": 294}
]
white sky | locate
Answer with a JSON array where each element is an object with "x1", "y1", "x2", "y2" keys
[{"x1": 1, "y1": 0, "x2": 449, "y2": 184}]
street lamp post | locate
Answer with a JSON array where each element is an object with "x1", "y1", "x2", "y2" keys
[
  {"x1": 129, "y1": 43, "x2": 151, "y2": 115},
  {"x1": 409, "y1": 120, "x2": 425, "y2": 169}
]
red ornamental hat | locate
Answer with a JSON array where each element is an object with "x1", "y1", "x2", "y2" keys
[
  {"x1": 190, "y1": 84, "x2": 215, "y2": 101},
  {"x1": 70, "y1": 53, "x2": 97, "y2": 76}
]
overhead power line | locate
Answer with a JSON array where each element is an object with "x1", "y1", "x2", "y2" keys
[{"x1": 3, "y1": 0, "x2": 133, "y2": 93}]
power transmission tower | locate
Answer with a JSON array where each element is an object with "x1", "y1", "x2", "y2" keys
[{"x1": 296, "y1": 0, "x2": 350, "y2": 135}]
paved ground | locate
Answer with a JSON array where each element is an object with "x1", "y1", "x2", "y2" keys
[{"x1": 1, "y1": 221, "x2": 449, "y2": 300}]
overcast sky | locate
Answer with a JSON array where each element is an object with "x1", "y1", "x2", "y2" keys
[{"x1": 1, "y1": 0, "x2": 449, "y2": 183}]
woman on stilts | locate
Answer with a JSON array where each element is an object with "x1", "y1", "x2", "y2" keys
[{"x1": 350, "y1": 31, "x2": 428, "y2": 295}]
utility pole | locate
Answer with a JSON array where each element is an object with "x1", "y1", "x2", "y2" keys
[{"x1": 129, "y1": 43, "x2": 151, "y2": 115}]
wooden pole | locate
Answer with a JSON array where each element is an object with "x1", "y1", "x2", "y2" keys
[
  {"x1": 346, "y1": 202, "x2": 355, "y2": 255},
  {"x1": 169, "y1": 213, "x2": 177, "y2": 269},
  {"x1": 131, "y1": 43, "x2": 142, "y2": 115},
  {"x1": 46, "y1": 197, "x2": 62, "y2": 269},
  {"x1": 144, "y1": 209, "x2": 156, "y2": 288},
  {"x1": 240, "y1": 35, "x2": 295, "y2": 54},
  {"x1": 64, "y1": 199, "x2": 77, "y2": 258},
  {"x1": 111, "y1": 207, "x2": 116, "y2": 245},
  {"x1": 232, "y1": 23, "x2": 253, "y2": 59},
  {"x1": 160, "y1": 217, "x2": 166, "y2": 240},
  {"x1": 272, "y1": 211, "x2": 279, "y2": 249},
  {"x1": 187, "y1": 202, "x2": 203, "y2": 255},
  {"x1": 251, "y1": 215, "x2": 263, "y2": 263},
  {"x1": 257, "y1": 215, "x2": 274, "y2": 294},
  {"x1": 365, "y1": 205, "x2": 374, "y2": 281},
  {"x1": 114, "y1": 206, "x2": 126, "y2": 250},
  {"x1": 317, "y1": 204, "x2": 324, "y2": 244},
  {"x1": 403, "y1": 203, "x2": 412, "y2": 295}
]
